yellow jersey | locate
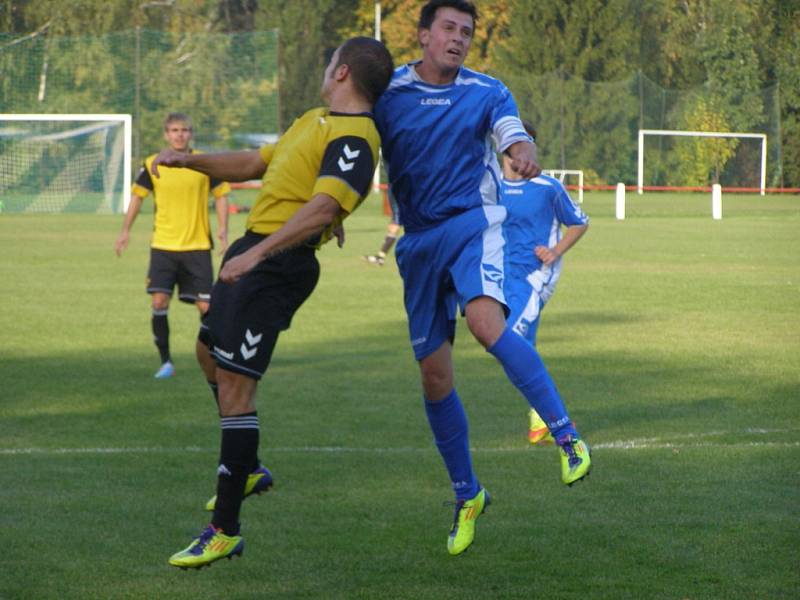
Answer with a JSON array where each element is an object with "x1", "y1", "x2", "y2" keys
[
  {"x1": 132, "y1": 150, "x2": 230, "y2": 251},
  {"x1": 247, "y1": 107, "x2": 380, "y2": 244}
]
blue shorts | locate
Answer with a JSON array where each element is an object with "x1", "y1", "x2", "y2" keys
[
  {"x1": 395, "y1": 205, "x2": 507, "y2": 360},
  {"x1": 504, "y1": 262, "x2": 562, "y2": 346}
]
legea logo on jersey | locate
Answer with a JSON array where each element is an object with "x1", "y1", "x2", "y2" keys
[
  {"x1": 481, "y1": 263, "x2": 504, "y2": 287},
  {"x1": 420, "y1": 97, "x2": 451, "y2": 106},
  {"x1": 505, "y1": 189, "x2": 524, "y2": 195}
]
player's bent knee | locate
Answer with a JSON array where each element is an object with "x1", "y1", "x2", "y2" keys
[
  {"x1": 419, "y1": 356, "x2": 454, "y2": 401},
  {"x1": 216, "y1": 368, "x2": 258, "y2": 415},
  {"x1": 465, "y1": 297, "x2": 506, "y2": 348}
]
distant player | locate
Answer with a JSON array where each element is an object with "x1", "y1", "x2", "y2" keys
[
  {"x1": 364, "y1": 186, "x2": 402, "y2": 266},
  {"x1": 115, "y1": 113, "x2": 230, "y2": 379},
  {"x1": 374, "y1": 0, "x2": 591, "y2": 556},
  {"x1": 499, "y1": 121, "x2": 589, "y2": 445},
  {"x1": 153, "y1": 37, "x2": 394, "y2": 570}
]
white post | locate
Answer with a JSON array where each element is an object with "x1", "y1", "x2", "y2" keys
[
  {"x1": 760, "y1": 137, "x2": 767, "y2": 196},
  {"x1": 373, "y1": 1, "x2": 382, "y2": 194},
  {"x1": 637, "y1": 130, "x2": 644, "y2": 195},
  {"x1": 123, "y1": 114, "x2": 132, "y2": 214},
  {"x1": 712, "y1": 184, "x2": 722, "y2": 220},
  {"x1": 616, "y1": 182, "x2": 626, "y2": 220}
]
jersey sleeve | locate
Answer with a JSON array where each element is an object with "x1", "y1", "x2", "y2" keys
[
  {"x1": 259, "y1": 144, "x2": 276, "y2": 166},
  {"x1": 551, "y1": 180, "x2": 589, "y2": 227},
  {"x1": 131, "y1": 163, "x2": 153, "y2": 198},
  {"x1": 312, "y1": 135, "x2": 376, "y2": 214},
  {"x1": 210, "y1": 179, "x2": 231, "y2": 198},
  {"x1": 490, "y1": 83, "x2": 532, "y2": 153}
]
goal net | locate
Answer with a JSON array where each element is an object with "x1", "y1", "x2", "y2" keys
[
  {"x1": 0, "y1": 114, "x2": 131, "y2": 213},
  {"x1": 638, "y1": 129, "x2": 766, "y2": 195},
  {"x1": 543, "y1": 169, "x2": 584, "y2": 203}
]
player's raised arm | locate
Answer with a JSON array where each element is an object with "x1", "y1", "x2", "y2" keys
[{"x1": 151, "y1": 149, "x2": 267, "y2": 182}]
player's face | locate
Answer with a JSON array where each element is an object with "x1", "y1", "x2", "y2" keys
[
  {"x1": 419, "y1": 7, "x2": 474, "y2": 73},
  {"x1": 320, "y1": 47, "x2": 342, "y2": 103},
  {"x1": 164, "y1": 121, "x2": 192, "y2": 152}
]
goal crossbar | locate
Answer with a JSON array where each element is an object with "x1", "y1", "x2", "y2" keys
[
  {"x1": 637, "y1": 129, "x2": 767, "y2": 195},
  {"x1": 0, "y1": 113, "x2": 132, "y2": 211},
  {"x1": 543, "y1": 169, "x2": 584, "y2": 203}
]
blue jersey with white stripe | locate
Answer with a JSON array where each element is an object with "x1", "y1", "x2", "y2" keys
[
  {"x1": 501, "y1": 175, "x2": 589, "y2": 274},
  {"x1": 501, "y1": 175, "x2": 588, "y2": 341},
  {"x1": 374, "y1": 62, "x2": 530, "y2": 232}
]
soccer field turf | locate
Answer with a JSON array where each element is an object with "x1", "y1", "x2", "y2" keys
[{"x1": 1, "y1": 192, "x2": 798, "y2": 599}]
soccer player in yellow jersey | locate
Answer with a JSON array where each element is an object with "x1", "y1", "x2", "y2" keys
[
  {"x1": 115, "y1": 113, "x2": 230, "y2": 379},
  {"x1": 153, "y1": 37, "x2": 394, "y2": 570}
]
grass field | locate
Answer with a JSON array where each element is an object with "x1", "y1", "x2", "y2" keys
[{"x1": 1, "y1": 191, "x2": 798, "y2": 599}]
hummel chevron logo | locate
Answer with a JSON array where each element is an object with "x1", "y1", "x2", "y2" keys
[
  {"x1": 337, "y1": 144, "x2": 361, "y2": 172},
  {"x1": 217, "y1": 464, "x2": 232, "y2": 476},
  {"x1": 240, "y1": 329, "x2": 262, "y2": 360}
]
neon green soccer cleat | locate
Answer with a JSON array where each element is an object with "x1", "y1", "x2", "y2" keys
[
  {"x1": 447, "y1": 487, "x2": 491, "y2": 556},
  {"x1": 168, "y1": 525, "x2": 243, "y2": 570},
  {"x1": 205, "y1": 465, "x2": 273, "y2": 511},
  {"x1": 528, "y1": 408, "x2": 554, "y2": 445},
  {"x1": 556, "y1": 434, "x2": 592, "y2": 486}
]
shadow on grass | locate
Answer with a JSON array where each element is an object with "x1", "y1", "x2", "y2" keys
[{"x1": 2, "y1": 308, "x2": 794, "y2": 454}]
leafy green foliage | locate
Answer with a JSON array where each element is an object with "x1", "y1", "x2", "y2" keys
[{"x1": 1, "y1": 0, "x2": 798, "y2": 186}]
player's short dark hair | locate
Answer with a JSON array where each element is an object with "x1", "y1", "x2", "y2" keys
[
  {"x1": 418, "y1": 0, "x2": 479, "y2": 31},
  {"x1": 164, "y1": 112, "x2": 192, "y2": 131},
  {"x1": 336, "y1": 37, "x2": 394, "y2": 106}
]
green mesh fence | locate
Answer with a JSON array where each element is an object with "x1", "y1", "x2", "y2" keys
[
  {"x1": 0, "y1": 29, "x2": 278, "y2": 213},
  {"x1": 505, "y1": 70, "x2": 783, "y2": 189}
]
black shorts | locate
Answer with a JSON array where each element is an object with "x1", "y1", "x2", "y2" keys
[
  {"x1": 208, "y1": 231, "x2": 320, "y2": 380},
  {"x1": 147, "y1": 249, "x2": 213, "y2": 304}
]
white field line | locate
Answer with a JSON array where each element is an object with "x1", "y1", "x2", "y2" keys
[{"x1": 1, "y1": 429, "x2": 798, "y2": 456}]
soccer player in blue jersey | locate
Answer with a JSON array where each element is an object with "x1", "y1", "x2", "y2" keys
[
  {"x1": 373, "y1": 0, "x2": 591, "y2": 556},
  {"x1": 499, "y1": 122, "x2": 589, "y2": 446}
]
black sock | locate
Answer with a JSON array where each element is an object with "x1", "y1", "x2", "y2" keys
[
  {"x1": 380, "y1": 234, "x2": 397, "y2": 254},
  {"x1": 151, "y1": 310, "x2": 170, "y2": 364},
  {"x1": 208, "y1": 382, "x2": 261, "y2": 471},
  {"x1": 212, "y1": 412, "x2": 260, "y2": 536}
]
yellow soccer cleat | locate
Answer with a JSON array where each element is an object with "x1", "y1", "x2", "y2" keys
[
  {"x1": 556, "y1": 434, "x2": 592, "y2": 486},
  {"x1": 168, "y1": 525, "x2": 243, "y2": 570},
  {"x1": 206, "y1": 465, "x2": 273, "y2": 511},
  {"x1": 528, "y1": 408, "x2": 554, "y2": 445},
  {"x1": 447, "y1": 487, "x2": 491, "y2": 556}
]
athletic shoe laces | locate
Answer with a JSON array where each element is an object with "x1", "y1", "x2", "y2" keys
[
  {"x1": 443, "y1": 499, "x2": 467, "y2": 528},
  {"x1": 558, "y1": 437, "x2": 582, "y2": 468},
  {"x1": 190, "y1": 526, "x2": 218, "y2": 554}
]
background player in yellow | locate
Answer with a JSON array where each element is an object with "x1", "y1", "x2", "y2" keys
[
  {"x1": 150, "y1": 36, "x2": 394, "y2": 570},
  {"x1": 115, "y1": 113, "x2": 230, "y2": 379}
]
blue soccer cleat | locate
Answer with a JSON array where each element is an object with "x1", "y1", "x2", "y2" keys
[{"x1": 154, "y1": 361, "x2": 175, "y2": 379}]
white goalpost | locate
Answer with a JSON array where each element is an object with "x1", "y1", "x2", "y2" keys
[
  {"x1": 0, "y1": 114, "x2": 132, "y2": 213},
  {"x1": 543, "y1": 169, "x2": 584, "y2": 203},
  {"x1": 637, "y1": 129, "x2": 767, "y2": 196}
]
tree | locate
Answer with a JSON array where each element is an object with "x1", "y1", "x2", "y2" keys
[
  {"x1": 342, "y1": 0, "x2": 510, "y2": 71},
  {"x1": 491, "y1": 0, "x2": 640, "y2": 181}
]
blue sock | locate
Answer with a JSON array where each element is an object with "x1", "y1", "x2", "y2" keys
[
  {"x1": 424, "y1": 389, "x2": 479, "y2": 501},
  {"x1": 488, "y1": 328, "x2": 577, "y2": 439}
]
